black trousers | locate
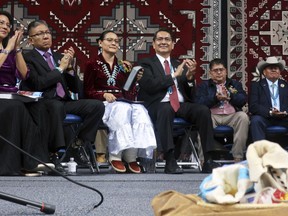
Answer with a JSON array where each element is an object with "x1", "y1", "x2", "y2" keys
[
  {"x1": 0, "y1": 100, "x2": 47, "y2": 175},
  {"x1": 147, "y1": 102, "x2": 217, "y2": 160},
  {"x1": 41, "y1": 98, "x2": 105, "y2": 151}
]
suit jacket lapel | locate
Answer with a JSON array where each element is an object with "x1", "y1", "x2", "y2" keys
[
  {"x1": 32, "y1": 49, "x2": 52, "y2": 72},
  {"x1": 261, "y1": 79, "x2": 272, "y2": 107},
  {"x1": 152, "y1": 56, "x2": 166, "y2": 76},
  {"x1": 279, "y1": 80, "x2": 286, "y2": 110}
]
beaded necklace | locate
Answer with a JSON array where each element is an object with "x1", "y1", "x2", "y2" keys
[{"x1": 97, "y1": 60, "x2": 120, "y2": 86}]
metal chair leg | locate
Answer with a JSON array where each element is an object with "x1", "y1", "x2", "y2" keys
[
  {"x1": 85, "y1": 142, "x2": 100, "y2": 173},
  {"x1": 79, "y1": 145, "x2": 95, "y2": 174},
  {"x1": 186, "y1": 129, "x2": 202, "y2": 172}
]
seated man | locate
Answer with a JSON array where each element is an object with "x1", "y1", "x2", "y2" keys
[
  {"x1": 137, "y1": 28, "x2": 224, "y2": 174},
  {"x1": 20, "y1": 20, "x2": 105, "y2": 171},
  {"x1": 195, "y1": 58, "x2": 249, "y2": 162},
  {"x1": 249, "y1": 56, "x2": 288, "y2": 141}
]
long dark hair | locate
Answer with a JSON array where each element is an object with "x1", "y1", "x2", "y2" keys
[
  {"x1": 0, "y1": 11, "x2": 13, "y2": 48},
  {"x1": 97, "y1": 30, "x2": 116, "y2": 43},
  {"x1": 97, "y1": 30, "x2": 117, "y2": 53}
]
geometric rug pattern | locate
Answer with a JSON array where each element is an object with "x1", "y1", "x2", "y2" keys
[{"x1": 1, "y1": 0, "x2": 287, "y2": 90}]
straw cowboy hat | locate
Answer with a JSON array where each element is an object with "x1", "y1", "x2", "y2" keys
[{"x1": 257, "y1": 56, "x2": 286, "y2": 73}]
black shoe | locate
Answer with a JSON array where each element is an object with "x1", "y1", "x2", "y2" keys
[
  {"x1": 68, "y1": 146, "x2": 92, "y2": 167},
  {"x1": 50, "y1": 153, "x2": 68, "y2": 176},
  {"x1": 164, "y1": 163, "x2": 183, "y2": 174},
  {"x1": 201, "y1": 159, "x2": 222, "y2": 173},
  {"x1": 213, "y1": 141, "x2": 229, "y2": 152},
  {"x1": 164, "y1": 150, "x2": 183, "y2": 174}
]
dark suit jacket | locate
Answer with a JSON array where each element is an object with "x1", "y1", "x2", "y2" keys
[
  {"x1": 20, "y1": 49, "x2": 79, "y2": 100},
  {"x1": 137, "y1": 56, "x2": 194, "y2": 108},
  {"x1": 195, "y1": 78, "x2": 247, "y2": 111},
  {"x1": 249, "y1": 78, "x2": 288, "y2": 117}
]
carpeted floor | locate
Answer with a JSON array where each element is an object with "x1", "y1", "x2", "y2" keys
[{"x1": 0, "y1": 168, "x2": 207, "y2": 216}]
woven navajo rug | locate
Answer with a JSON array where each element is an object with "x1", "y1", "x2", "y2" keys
[{"x1": 0, "y1": 0, "x2": 287, "y2": 88}]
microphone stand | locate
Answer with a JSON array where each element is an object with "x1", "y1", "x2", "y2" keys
[
  {"x1": 0, "y1": 135, "x2": 55, "y2": 214},
  {"x1": 0, "y1": 191, "x2": 55, "y2": 214},
  {"x1": 0, "y1": 132, "x2": 104, "y2": 214}
]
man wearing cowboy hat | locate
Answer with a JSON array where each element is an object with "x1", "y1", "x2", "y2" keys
[{"x1": 249, "y1": 56, "x2": 288, "y2": 141}]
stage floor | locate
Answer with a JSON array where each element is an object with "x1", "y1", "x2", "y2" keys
[{"x1": 0, "y1": 168, "x2": 207, "y2": 215}]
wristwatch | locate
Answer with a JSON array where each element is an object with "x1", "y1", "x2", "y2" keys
[
  {"x1": 56, "y1": 67, "x2": 63, "y2": 73},
  {"x1": 269, "y1": 110, "x2": 273, "y2": 116},
  {"x1": 16, "y1": 48, "x2": 22, "y2": 53}
]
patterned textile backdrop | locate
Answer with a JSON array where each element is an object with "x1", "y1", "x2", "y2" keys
[{"x1": 0, "y1": 0, "x2": 288, "y2": 89}]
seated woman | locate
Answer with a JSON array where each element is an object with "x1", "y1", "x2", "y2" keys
[
  {"x1": 0, "y1": 11, "x2": 51, "y2": 175},
  {"x1": 84, "y1": 30, "x2": 157, "y2": 173}
]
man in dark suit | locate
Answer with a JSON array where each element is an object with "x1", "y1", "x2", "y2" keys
[
  {"x1": 249, "y1": 56, "x2": 288, "y2": 141},
  {"x1": 20, "y1": 20, "x2": 105, "y2": 172},
  {"x1": 137, "y1": 28, "x2": 223, "y2": 174}
]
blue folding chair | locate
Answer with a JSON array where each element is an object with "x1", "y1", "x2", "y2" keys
[
  {"x1": 214, "y1": 125, "x2": 234, "y2": 148},
  {"x1": 155, "y1": 117, "x2": 202, "y2": 172},
  {"x1": 265, "y1": 125, "x2": 288, "y2": 148},
  {"x1": 213, "y1": 125, "x2": 235, "y2": 163},
  {"x1": 61, "y1": 114, "x2": 99, "y2": 173},
  {"x1": 266, "y1": 125, "x2": 288, "y2": 135}
]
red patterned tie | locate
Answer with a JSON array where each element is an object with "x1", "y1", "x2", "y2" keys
[
  {"x1": 43, "y1": 52, "x2": 65, "y2": 98},
  {"x1": 164, "y1": 60, "x2": 180, "y2": 112}
]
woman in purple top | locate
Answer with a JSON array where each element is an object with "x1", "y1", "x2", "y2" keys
[{"x1": 0, "y1": 11, "x2": 50, "y2": 175}]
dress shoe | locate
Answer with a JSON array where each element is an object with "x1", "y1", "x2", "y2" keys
[
  {"x1": 23, "y1": 163, "x2": 55, "y2": 177},
  {"x1": 213, "y1": 141, "x2": 229, "y2": 152},
  {"x1": 110, "y1": 160, "x2": 126, "y2": 173},
  {"x1": 67, "y1": 146, "x2": 92, "y2": 167},
  {"x1": 29, "y1": 163, "x2": 55, "y2": 172},
  {"x1": 164, "y1": 163, "x2": 183, "y2": 174},
  {"x1": 50, "y1": 153, "x2": 68, "y2": 176},
  {"x1": 201, "y1": 159, "x2": 222, "y2": 173},
  {"x1": 164, "y1": 151, "x2": 183, "y2": 174},
  {"x1": 24, "y1": 172, "x2": 42, "y2": 177},
  {"x1": 127, "y1": 162, "x2": 141, "y2": 174}
]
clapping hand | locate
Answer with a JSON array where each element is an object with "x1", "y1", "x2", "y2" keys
[
  {"x1": 216, "y1": 85, "x2": 230, "y2": 101},
  {"x1": 174, "y1": 61, "x2": 186, "y2": 78},
  {"x1": 60, "y1": 46, "x2": 75, "y2": 70},
  {"x1": 6, "y1": 25, "x2": 24, "y2": 51},
  {"x1": 185, "y1": 59, "x2": 197, "y2": 80}
]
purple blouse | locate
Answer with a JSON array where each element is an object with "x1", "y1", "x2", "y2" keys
[{"x1": 0, "y1": 50, "x2": 28, "y2": 93}]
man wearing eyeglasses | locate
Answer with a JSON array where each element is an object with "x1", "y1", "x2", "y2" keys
[
  {"x1": 20, "y1": 20, "x2": 105, "y2": 174},
  {"x1": 195, "y1": 58, "x2": 249, "y2": 162},
  {"x1": 137, "y1": 28, "x2": 225, "y2": 173}
]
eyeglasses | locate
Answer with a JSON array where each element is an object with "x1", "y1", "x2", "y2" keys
[
  {"x1": 103, "y1": 38, "x2": 120, "y2": 44},
  {"x1": 155, "y1": 37, "x2": 172, "y2": 43},
  {"x1": 211, "y1": 68, "x2": 225, "y2": 73},
  {"x1": 29, "y1": 31, "x2": 51, "y2": 38},
  {"x1": 0, "y1": 20, "x2": 12, "y2": 29}
]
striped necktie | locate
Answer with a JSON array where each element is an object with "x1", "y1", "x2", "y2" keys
[{"x1": 43, "y1": 52, "x2": 65, "y2": 98}]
